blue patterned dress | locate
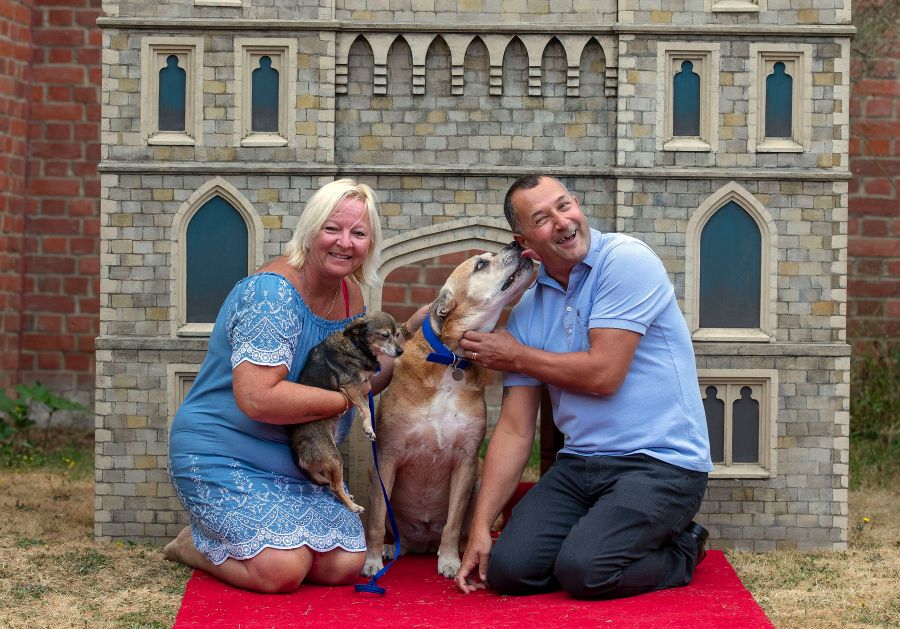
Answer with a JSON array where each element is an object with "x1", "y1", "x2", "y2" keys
[{"x1": 168, "y1": 272, "x2": 365, "y2": 565}]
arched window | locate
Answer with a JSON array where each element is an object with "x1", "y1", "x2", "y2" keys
[
  {"x1": 251, "y1": 55, "x2": 279, "y2": 132},
  {"x1": 765, "y1": 61, "x2": 792, "y2": 138},
  {"x1": 697, "y1": 373, "x2": 776, "y2": 478},
  {"x1": 185, "y1": 196, "x2": 249, "y2": 323},
  {"x1": 699, "y1": 201, "x2": 761, "y2": 329},
  {"x1": 141, "y1": 37, "x2": 202, "y2": 145},
  {"x1": 703, "y1": 385, "x2": 725, "y2": 463},
  {"x1": 657, "y1": 43, "x2": 719, "y2": 152},
  {"x1": 673, "y1": 60, "x2": 701, "y2": 137},
  {"x1": 236, "y1": 38, "x2": 295, "y2": 146},
  {"x1": 158, "y1": 55, "x2": 186, "y2": 132}
]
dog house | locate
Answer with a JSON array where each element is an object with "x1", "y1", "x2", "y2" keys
[{"x1": 96, "y1": 0, "x2": 852, "y2": 551}]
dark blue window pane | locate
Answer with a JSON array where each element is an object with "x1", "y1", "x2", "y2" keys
[
  {"x1": 158, "y1": 55, "x2": 186, "y2": 132},
  {"x1": 673, "y1": 60, "x2": 700, "y2": 136},
  {"x1": 732, "y1": 386, "x2": 760, "y2": 463},
  {"x1": 765, "y1": 61, "x2": 793, "y2": 138},
  {"x1": 703, "y1": 385, "x2": 725, "y2": 463},
  {"x1": 699, "y1": 201, "x2": 761, "y2": 328},
  {"x1": 252, "y1": 56, "x2": 279, "y2": 132},
  {"x1": 186, "y1": 197, "x2": 249, "y2": 323}
]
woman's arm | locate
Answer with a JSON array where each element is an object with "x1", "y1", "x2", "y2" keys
[{"x1": 232, "y1": 362, "x2": 351, "y2": 425}]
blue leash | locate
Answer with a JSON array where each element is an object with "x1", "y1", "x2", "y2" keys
[{"x1": 355, "y1": 390, "x2": 401, "y2": 595}]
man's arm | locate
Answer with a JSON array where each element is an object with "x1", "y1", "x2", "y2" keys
[
  {"x1": 455, "y1": 385, "x2": 542, "y2": 593},
  {"x1": 460, "y1": 327, "x2": 641, "y2": 396}
]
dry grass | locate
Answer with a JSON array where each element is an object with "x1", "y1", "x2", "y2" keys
[
  {"x1": 728, "y1": 487, "x2": 900, "y2": 629},
  {"x1": 0, "y1": 454, "x2": 189, "y2": 628},
  {"x1": 0, "y1": 435, "x2": 897, "y2": 628}
]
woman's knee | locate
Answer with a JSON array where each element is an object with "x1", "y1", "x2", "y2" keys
[
  {"x1": 245, "y1": 548, "x2": 312, "y2": 594},
  {"x1": 310, "y1": 549, "x2": 366, "y2": 585}
]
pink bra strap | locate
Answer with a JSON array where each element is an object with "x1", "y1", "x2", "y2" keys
[{"x1": 341, "y1": 279, "x2": 350, "y2": 317}]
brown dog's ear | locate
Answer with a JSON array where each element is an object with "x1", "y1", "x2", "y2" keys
[{"x1": 430, "y1": 288, "x2": 454, "y2": 335}]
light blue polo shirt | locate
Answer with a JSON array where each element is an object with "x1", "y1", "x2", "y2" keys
[{"x1": 504, "y1": 229, "x2": 713, "y2": 473}]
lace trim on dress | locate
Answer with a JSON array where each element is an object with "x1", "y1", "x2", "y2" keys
[
  {"x1": 172, "y1": 456, "x2": 365, "y2": 565},
  {"x1": 226, "y1": 274, "x2": 301, "y2": 370}
]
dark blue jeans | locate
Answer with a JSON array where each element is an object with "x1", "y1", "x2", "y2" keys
[{"x1": 488, "y1": 453, "x2": 708, "y2": 599}]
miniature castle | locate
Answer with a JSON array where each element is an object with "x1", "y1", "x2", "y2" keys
[{"x1": 96, "y1": 0, "x2": 852, "y2": 550}]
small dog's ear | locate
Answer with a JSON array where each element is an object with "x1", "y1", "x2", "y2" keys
[
  {"x1": 343, "y1": 317, "x2": 368, "y2": 338},
  {"x1": 430, "y1": 288, "x2": 454, "y2": 334}
]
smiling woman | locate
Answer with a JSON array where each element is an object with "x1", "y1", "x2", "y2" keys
[{"x1": 164, "y1": 179, "x2": 427, "y2": 595}]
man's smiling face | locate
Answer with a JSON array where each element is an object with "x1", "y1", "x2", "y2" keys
[{"x1": 511, "y1": 177, "x2": 590, "y2": 282}]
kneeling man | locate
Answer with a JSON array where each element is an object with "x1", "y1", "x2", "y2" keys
[{"x1": 456, "y1": 175, "x2": 712, "y2": 599}]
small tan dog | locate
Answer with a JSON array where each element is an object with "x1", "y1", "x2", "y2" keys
[{"x1": 362, "y1": 241, "x2": 534, "y2": 578}]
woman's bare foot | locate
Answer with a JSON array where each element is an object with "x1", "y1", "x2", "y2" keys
[{"x1": 163, "y1": 525, "x2": 193, "y2": 563}]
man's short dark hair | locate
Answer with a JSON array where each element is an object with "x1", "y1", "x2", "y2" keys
[{"x1": 503, "y1": 175, "x2": 544, "y2": 234}]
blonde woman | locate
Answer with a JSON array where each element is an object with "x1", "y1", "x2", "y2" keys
[{"x1": 165, "y1": 179, "x2": 424, "y2": 593}]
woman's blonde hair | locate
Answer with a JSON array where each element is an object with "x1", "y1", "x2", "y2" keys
[{"x1": 284, "y1": 178, "x2": 383, "y2": 287}]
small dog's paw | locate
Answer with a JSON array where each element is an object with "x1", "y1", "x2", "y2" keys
[
  {"x1": 361, "y1": 558, "x2": 384, "y2": 577},
  {"x1": 349, "y1": 502, "x2": 365, "y2": 513},
  {"x1": 437, "y1": 555, "x2": 461, "y2": 579},
  {"x1": 365, "y1": 428, "x2": 376, "y2": 441}
]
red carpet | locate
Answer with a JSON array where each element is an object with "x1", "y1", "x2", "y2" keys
[{"x1": 173, "y1": 551, "x2": 773, "y2": 628}]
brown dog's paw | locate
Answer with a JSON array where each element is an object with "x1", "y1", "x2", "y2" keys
[
  {"x1": 437, "y1": 554, "x2": 462, "y2": 579},
  {"x1": 361, "y1": 557, "x2": 383, "y2": 577}
]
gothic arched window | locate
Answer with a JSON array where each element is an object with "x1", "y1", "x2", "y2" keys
[
  {"x1": 699, "y1": 201, "x2": 761, "y2": 329},
  {"x1": 186, "y1": 196, "x2": 249, "y2": 323}
]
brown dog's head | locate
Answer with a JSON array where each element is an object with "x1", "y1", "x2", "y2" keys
[
  {"x1": 344, "y1": 311, "x2": 404, "y2": 359},
  {"x1": 430, "y1": 241, "x2": 534, "y2": 343}
]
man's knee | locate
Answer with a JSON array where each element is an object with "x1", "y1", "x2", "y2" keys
[
  {"x1": 554, "y1": 546, "x2": 619, "y2": 599},
  {"x1": 487, "y1": 540, "x2": 547, "y2": 595}
]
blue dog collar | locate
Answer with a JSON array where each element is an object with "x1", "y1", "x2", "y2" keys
[{"x1": 422, "y1": 314, "x2": 471, "y2": 371}]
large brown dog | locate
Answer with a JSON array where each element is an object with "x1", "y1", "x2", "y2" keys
[{"x1": 362, "y1": 241, "x2": 534, "y2": 578}]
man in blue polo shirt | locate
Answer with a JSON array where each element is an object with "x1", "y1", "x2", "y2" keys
[{"x1": 455, "y1": 174, "x2": 712, "y2": 599}]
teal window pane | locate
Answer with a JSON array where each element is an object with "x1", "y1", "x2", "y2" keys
[
  {"x1": 158, "y1": 55, "x2": 186, "y2": 132},
  {"x1": 699, "y1": 201, "x2": 761, "y2": 328},
  {"x1": 732, "y1": 387, "x2": 760, "y2": 463},
  {"x1": 765, "y1": 61, "x2": 793, "y2": 138},
  {"x1": 186, "y1": 197, "x2": 249, "y2": 323},
  {"x1": 702, "y1": 385, "x2": 725, "y2": 464},
  {"x1": 252, "y1": 56, "x2": 279, "y2": 132},
  {"x1": 673, "y1": 60, "x2": 700, "y2": 136}
]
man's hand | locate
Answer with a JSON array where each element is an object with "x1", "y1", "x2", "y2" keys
[
  {"x1": 459, "y1": 329, "x2": 523, "y2": 372},
  {"x1": 454, "y1": 526, "x2": 494, "y2": 594}
]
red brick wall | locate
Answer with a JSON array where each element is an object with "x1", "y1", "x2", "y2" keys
[
  {"x1": 848, "y1": 1, "x2": 900, "y2": 349},
  {"x1": 0, "y1": 0, "x2": 33, "y2": 391},
  {"x1": 1, "y1": 0, "x2": 101, "y2": 402}
]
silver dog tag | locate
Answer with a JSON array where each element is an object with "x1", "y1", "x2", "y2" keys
[{"x1": 451, "y1": 367, "x2": 464, "y2": 381}]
